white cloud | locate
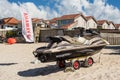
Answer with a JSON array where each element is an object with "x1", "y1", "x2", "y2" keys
[
  {"x1": 0, "y1": 0, "x2": 20, "y2": 19},
  {"x1": 82, "y1": 0, "x2": 120, "y2": 23},
  {"x1": 21, "y1": 2, "x2": 48, "y2": 19},
  {"x1": 0, "y1": 0, "x2": 57, "y2": 20},
  {"x1": 55, "y1": 0, "x2": 84, "y2": 15},
  {"x1": 55, "y1": 0, "x2": 120, "y2": 23},
  {"x1": 0, "y1": 0, "x2": 120, "y2": 23}
]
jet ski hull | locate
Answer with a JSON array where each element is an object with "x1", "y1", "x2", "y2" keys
[{"x1": 33, "y1": 44, "x2": 106, "y2": 63}]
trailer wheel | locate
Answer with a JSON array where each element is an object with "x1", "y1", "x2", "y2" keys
[
  {"x1": 40, "y1": 55, "x2": 47, "y2": 62},
  {"x1": 57, "y1": 60, "x2": 66, "y2": 68},
  {"x1": 72, "y1": 60, "x2": 80, "y2": 70},
  {"x1": 84, "y1": 57, "x2": 94, "y2": 67}
]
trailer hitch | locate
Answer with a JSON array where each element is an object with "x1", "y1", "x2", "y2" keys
[{"x1": 33, "y1": 51, "x2": 37, "y2": 57}]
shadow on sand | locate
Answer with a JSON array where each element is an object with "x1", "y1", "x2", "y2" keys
[
  {"x1": 18, "y1": 65, "x2": 64, "y2": 77},
  {"x1": 103, "y1": 53, "x2": 120, "y2": 55},
  {"x1": 18, "y1": 45, "x2": 120, "y2": 77},
  {"x1": 105, "y1": 45, "x2": 120, "y2": 49},
  {"x1": 103, "y1": 45, "x2": 120, "y2": 55},
  {"x1": 0, "y1": 63, "x2": 17, "y2": 66}
]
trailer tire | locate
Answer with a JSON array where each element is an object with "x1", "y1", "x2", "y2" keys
[
  {"x1": 39, "y1": 55, "x2": 47, "y2": 62},
  {"x1": 57, "y1": 60, "x2": 66, "y2": 68},
  {"x1": 72, "y1": 60, "x2": 80, "y2": 70},
  {"x1": 84, "y1": 57, "x2": 94, "y2": 67}
]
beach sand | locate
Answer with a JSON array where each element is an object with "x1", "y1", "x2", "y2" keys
[{"x1": 0, "y1": 43, "x2": 120, "y2": 80}]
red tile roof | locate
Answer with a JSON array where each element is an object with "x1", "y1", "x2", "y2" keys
[
  {"x1": 44, "y1": 20, "x2": 50, "y2": 24},
  {"x1": 85, "y1": 16, "x2": 93, "y2": 20},
  {"x1": 51, "y1": 17, "x2": 60, "y2": 21},
  {"x1": 49, "y1": 13, "x2": 86, "y2": 25},
  {"x1": 32, "y1": 18, "x2": 43, "y2": 23},
  {"x1": 61, "y1": 22, "x2": 77, "y2": 29},
  {"x1": 3, "y1": 17, "x2": 19, "y2": 25},
  {"x1": 85, "y1": 16, "x2": 97, "y2": 23},
  {"x1": 59, "y1": 14, "x2": 80, "y2": 20},
  {"x1": 58, "y1": 13, "x2": 86, "y2": 20},
  {"x1": 108, "y1": 21, "x2": 115, "y2": 26},
  {"x1": 97, "y1": 20, "x2": 109, "y2": 25},
  {"x1": 49, "y1": 17, "x2": 60, "y2": 25},
  {"x1": 18, "y1": 20, "x2": 22, "y2": 23},
  {"x1": 115, "y1": 24, "x2": 120, "y2": 29},
  {"x1": 17, "y1": 18, "x2": 43, "y2": 23}
]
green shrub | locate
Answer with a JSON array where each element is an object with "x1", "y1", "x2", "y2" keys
[{"x1": 6, "y1": 30, "x2": 17, "y2": 38}]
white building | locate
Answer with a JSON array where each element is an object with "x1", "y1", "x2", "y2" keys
[
  {"x1": 85, "y1": 16, "x2": 97, "y2": 29},
  {"x1": 49, "y1": 17, "x2": 59, "y2": 29},
  {"x1": 0, "y1": 17, "x2": 19, "y2": 30},
  {"x1": 32, "y1": 18, "x2": 48, "y2": 28},
  {"x1": 115, "y1": 24, "x2": 120, "y2": 30},
  {"x1": 97, "y1": 20, "x2": 109, "y2": 29},
  {"x1": 57, "y1": 13, "x2": 87, "y2": 30},
  {"x1": 108, "y1": 21, "x2": 115, "y2": 29}
]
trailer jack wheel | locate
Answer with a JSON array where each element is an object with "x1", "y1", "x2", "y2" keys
[
  {"x1": 57, "y1": 60, "x2": 66, "y2": 68},
  {"x1": 72, "y1": 60, "x2": 80, "y2": 70},
  {"x1": 84, "y1": 57, "x2": 94, "y2": 67}
]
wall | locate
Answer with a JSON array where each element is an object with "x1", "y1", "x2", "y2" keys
[
  {"x1": 86, "y1": 19, "x2": 97, "y2": 29},
  {"x1": 75, "y1": 16, "x2": 86, "y2": 29},
  {"x1": 0, "y1": 30, "x2": 7, "y2": 37},
  {"x1": 102, "y1": 22, "x2": 109, "y2": 29},
  {"x1": 64, "y1": 29, "x2": 120, "y2": 45},
  {"x1": 39, "y1": 29, "x2": 64, "y2": 42},
  {"x1": 109, "y1": 24, "x2": 115, "y2": 29},
  {"x1": 101, "y1": 33, "x2": 120, "y2": 45},
  {"x1": 64, "y1": 29, "x2": 80, "y2": 37}
]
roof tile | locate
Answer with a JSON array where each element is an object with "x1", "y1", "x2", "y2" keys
[
  {"x1": 3, "y1": 17, "x2": 19, "y2": 25},
  {"x1": 61, "y1": 22, "x2": 77, "y2": 29},
  {"x1": 97, "y1": 20, "x2": 108, "y2": 25}
]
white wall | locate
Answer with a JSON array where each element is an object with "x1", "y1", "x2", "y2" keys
[
  {"x1": 3, "y1": 25, "x2": 18, "y2": 30},
  {"x1": 74, "y1": 16, "x2": 86, "y2": 29},
  {"x1": 118, "y1": 27, "x2": 120, "y2": 29},
  {"x1": 102, "y1": 22, "x2": 109, "y2": 29},
  {"x1": 86, "y1": 19, "x2": 97, "y2": 29},
  {"x1": 109, "y1": 24, "x2": 115, "y2": 29},
  {"x1": 68, "y1": 22, "x2": 78, "y2": 30}
]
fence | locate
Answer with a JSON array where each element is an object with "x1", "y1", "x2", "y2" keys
[
  {"x1": 64, "y1": 29, "x2": 120, "y2": 45},
  {"x1": 39, "y1": 29, "x2": 64, "y2": 42},
  {"x1": 104, "y1": 37, "x2": 120, "y2": 45},
  {"x1": 101, "y1": 33, "x2": 120, "y2": 45},
  {"x1": 1, "y1": 29, "x2": 120, "y2": 45},
  {"x1": 64, "y1": 29, "x2": 80, "y2": 37},
  {"x1": 0, "y1": 29, "x2": 8, "y2": 37},
  {"x1": 39, "y1": 29, "x2": 120, "y2": 45}
]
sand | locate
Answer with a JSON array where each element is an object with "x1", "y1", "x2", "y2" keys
[{"x1": 0, "y1": 43, "x2": 120, "y2": 80}]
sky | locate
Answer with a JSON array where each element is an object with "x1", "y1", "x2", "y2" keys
[{"x1": 0, "y1": 0, "x2": 120, "y2": 23}]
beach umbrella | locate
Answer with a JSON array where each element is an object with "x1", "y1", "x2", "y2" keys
[{"x1": 7, "y1": 38, "x2": 16, "y2": 44}]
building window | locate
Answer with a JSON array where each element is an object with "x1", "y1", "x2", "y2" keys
[
  {"x1": 37, "y1": 24, "x2": 41, "y2": 26},
  {"x1": 58, "y1": 19, "x2": 74, "y2": 26}
]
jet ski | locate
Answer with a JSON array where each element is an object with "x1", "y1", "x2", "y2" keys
[{"x1": 33, "y1": 29, "x2": 109, "y2": 70}]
